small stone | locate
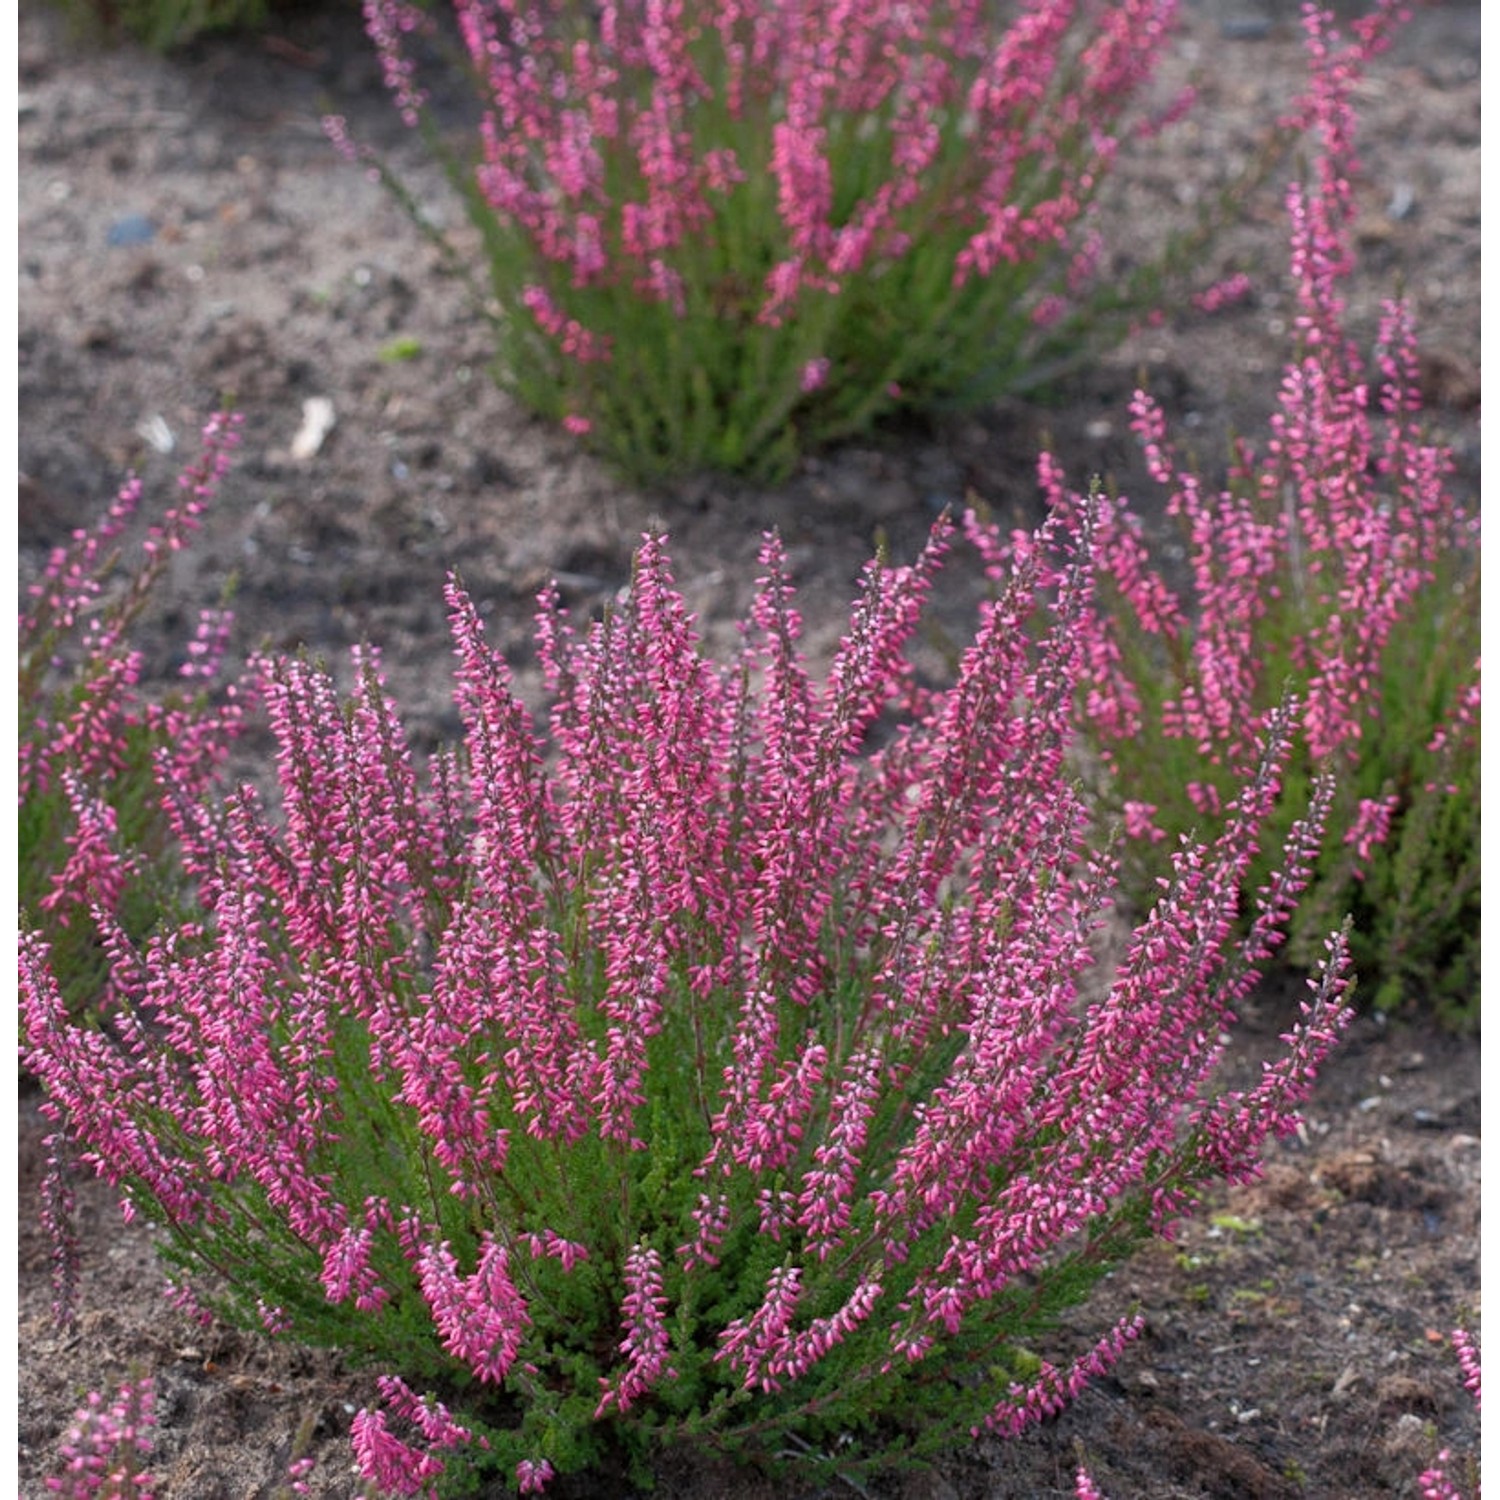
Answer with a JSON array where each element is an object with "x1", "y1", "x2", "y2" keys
[
  {"x1": 107, "y1": 213, "x2": 156, "y2": 247},
  {"x1": 1221, "y1": 14, "x2": 1273, "y2": 40},
  {"x1": 290, "y1": 397, "x2": 337, "y2": 461},
  {"x1": 136, "y1": 414, "x2": 175, "y2": 455}
]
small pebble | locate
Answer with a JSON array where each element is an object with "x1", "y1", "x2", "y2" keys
[
  {"x1": 290, "y1": 396, "x2": 337, "y2": 461},
  {"x1": 1221, "y1": 15, "x2": 1272, "y2": 40},
  {"x1": 107, "y1": 213, "x2": 156, "y2": 247},
  {"x1": 1387, "y1": 183, "x2": 1416, "y2": 221}
]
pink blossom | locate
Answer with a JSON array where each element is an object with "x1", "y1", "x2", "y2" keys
[
  {"x1": 596, "y1": 1244, "x2": 677, "y2": 1416},
  {"x1": 800, "y1": 356, "x2": 831, "y2": 394},
  {"x1": 516, "y1": 1458, "x2": 556, "y2": 1494},
  {"x1": 1122, "y1": 800, "x2": 1165, "y2": 843}
]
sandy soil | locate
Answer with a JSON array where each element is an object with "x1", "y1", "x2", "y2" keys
[{"x1": 17, "y1": 0, "x2": 1480, "y2": 1494}]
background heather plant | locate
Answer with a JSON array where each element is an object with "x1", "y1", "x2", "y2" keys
[
  {"x1": 43, "y1": 0, "x2": 272, "y2": 50},
  {"x1": 1418, "y1": 1329, "x2": 1480, "y2": 1500},
  {"x1": 339, "y1": 0, "x2": 1357, "y2": 481},
  {"x1": 46, "y1": 1375, "x2": 155, "y2": 1500},
  {"x1": 25, "y1": 501, "x2": 1358, "y2": 1494},
  {"x1": 975, "y1": 2, "x2": 1479, "y2": 1024},
  {"x1": 19, "y1": 412, "x2": 249, "y2": 1026}
]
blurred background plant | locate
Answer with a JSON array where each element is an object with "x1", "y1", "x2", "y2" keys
[
  {"x1": 45, "y1": 1375, "x2": 155, "y2": 1500},
  {"x1": 19, "y1": 413, "x2": 249, "y2": 1027},
  {"x1": 41, "y1": 0, "x2": 275, "y2": 50},
  {"x1": 966, "y1": 2, "x2": 1479, "y2": 1029},
  {"x1": 1417, "y1": 1328, "x2": 1481, "y2": 1500},
  {"x1": 339, "y1": 0, "x2": 1403, "y2": 482}
]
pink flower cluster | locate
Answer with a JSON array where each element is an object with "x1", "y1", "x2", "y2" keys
[
  {"x1": 46, "y1": 1377, "x2": 155, "y2": 1499},
  {"x1": 352, "y1": 1375, "x2": 479, "y2": 1498},
  {"x1": 1417, "y1": 1329, "x2": 1481, "y2": 1500}
]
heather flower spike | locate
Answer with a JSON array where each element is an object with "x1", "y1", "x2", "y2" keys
[
  {"x1": 21, "y1": 413, "x2": 249, "y2": 1029},
  {"x1": 24, "y1": 491, "x2": 1355, "y2": 1490}
]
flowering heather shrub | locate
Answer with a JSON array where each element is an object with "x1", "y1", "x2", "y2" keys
[
  {"x1": 25, "y1": 506, "x2": 1357, "y2": 1494},
  {"x1": 1418, "y1": 1328, "x2": 1480, "y2": 1500},
  {"x1": 340, "y1": 0, "x2": 1281, "y2": 479},
  {"x1": 977, "y1": 3, "x2": 1479, "y2": 1024},
  {"x1": 19, "y1": 413, "x2": 248, "y2": 1026},
  {"x1": 46, "y1": 1376, "x2": 155, "y2": 1499}
]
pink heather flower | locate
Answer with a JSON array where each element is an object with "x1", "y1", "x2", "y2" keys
[
  {"x1": 1417, "y1": 1458, "x2": 1466, "y2": 1500},
  {"x1": 596, "y1": 1244, "x2": 677, "y2": 1416},
  {"x1": 1343, "y1": 793, "x2": 1399, "y2": 869},
  {"x1": 1453, "y1": 1328, "x2": 1481, "y2": 1410},
  {"x1": 350, "y1": 1408, "x2": 443, "y2": 1498},
  {"x1": 1193, "y1": 272, "x2": 1254, "y2": 314},
  {"x1": 519, "y1": 285, "x2": 612, "y2": 364},
  {"x1": 716, "y1": 1265, "x2": 805, "y2": 1391},
  {"x1": 321, "y1": 1222, "x2": 388, "y2": 1313},
  {"x1": 350, "y1": 1377, "x2": 477, "y2": 1499},
  {"x1": 360, "y1": 0, "x2": 429, "y2": 128},
  {"x1": 375, "y1": 1376, "x2": 476, "y2": 1452},
  {"x1": 979, "y1": 1315, "x2": 1144, "y2": 1437},
  {"x1": 516, "y1": 1458, "x2": 556, "y2": 1494},
  {"x1": 1122, "y1": 800, "x2": 1165, "y2": 843},
  {"x1": 414, "y1": 1235, "x2": 530, "y2": 1384},
  {"x1": 1076, "y1": 1467, "x2": 1110, "y2": 1500},
  {"x1": 283, "y1": 1455, "x2": 316, "y2": 1496},
  {"x1": 1031, "y1": 293, "x2": 1068, "y2": 328},
  {"x1": 1186, "y1": 780, "x2": 1222, "y2": 816},
  {"x1": 562, "y1": 413, "x2": 592, "y2": 436},
  {"x1": 522, "y1": 1229, "x2": 590, "y2": 1272},
  {"x1": 800, "y1": 356, "x2": 831, "y2": 394},
  {"x1": 47, "y1": 1377, "x2": 155, "y2": 1499},
  {"x1": 256, "y1": 1298, "x2": 293, "y2": 1336}
]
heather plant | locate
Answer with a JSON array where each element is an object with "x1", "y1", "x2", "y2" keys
[
  {"x1": 1418, "y1": 1328, "x2": 1480, "y2": 1500},
  {"x1": 975, "y1": 2, "x2": 1479, "y2": 1024},
  {"x1": 46, "y1": 1376, "x2": 155, "y2": 1500},
  {"x1": 337, "y1": 0, "x2": 1399, "y2": 481},
  {"x1": 25, "y1": 504, "x2": 1358, "y2": 1495},
  {"x1": 19, "y1": 413, "x2": 248, "y2": 1024}
]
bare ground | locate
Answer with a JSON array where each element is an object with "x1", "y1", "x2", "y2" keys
[{"x1": 16, "y1": 0, "x2": 1480, "y2": 1494}]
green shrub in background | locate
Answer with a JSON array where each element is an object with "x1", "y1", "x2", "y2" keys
[
  {"x1": 43, "y1": 0, "x2": 272, "y2": 49},
  {"x1": 20, "y1": 414, "x2": 247, "y2": 1024},
  {"x1": 340, "y1": 0, "x2": 1404, "y2": 481}
]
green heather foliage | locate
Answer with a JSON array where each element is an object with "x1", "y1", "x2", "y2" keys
[
  {"x1": 45, "y1": 0, "x2": 272, "y2": 49},
  {"x1": 339, "y1": 0, "x2": 1399, "y2": 481},
  {"x1": 19, "y1": 415, "x2": 246, "y2": 1024},
  {"x1": 23, "y1": 506, "x2": 1356, "y2": 1494}
]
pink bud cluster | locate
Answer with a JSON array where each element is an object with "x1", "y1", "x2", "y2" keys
[
  {"x1": 1416, "y1": 1328, "x2": 1481, "y2": 1500},
  {"x1": 351, "y1": 1376, "x2": 479, "y2": 1498},
  {"x1": 46, "y1": 1377, "x2": 155, "y2": 1499},
  {"x1": 1075, "y1": 1467, "x2": 1110, "y2": 1500},
  {"x1": 982, "y1": 1315, "x2": 1144, "y2": 1438}
]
